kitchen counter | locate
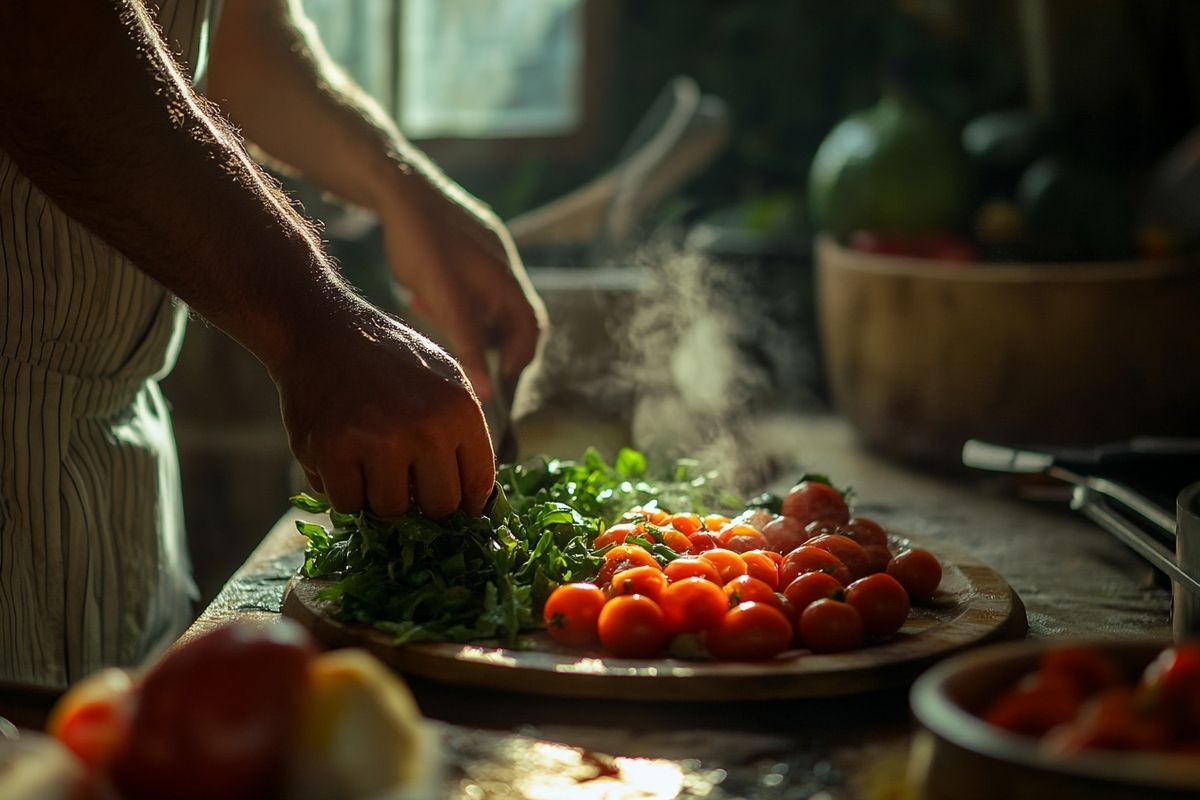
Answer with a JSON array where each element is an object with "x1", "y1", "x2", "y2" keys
[{"x1": 178, "y1": 414, "x2": 1174, "y2": 799}]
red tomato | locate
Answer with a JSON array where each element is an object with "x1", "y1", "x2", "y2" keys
[
  {"x1": 804, "y1": 534, "x2": 870, "y2": 581},
  {"x1": 702, "y1": 514, "x2": 732, "y2": 531},
  {"x1": 849, "y1": 230, "x2": 925, "y2": 256},
  {"x1": 626, "y1": 506, "x2": 670, "y2": 526},
  {"x1": 699, "y1": 549, "x2": 749, "y2": 583},
  {"x1": 887, "y1": 549, "x2": 942, "y2": 601},
  {"x1": 984, "y1": 673, "x2": 1086, "y2": 737},
  {"x1": 109, "y1": 621, "x2": 316, "y2": 800},
  {"x1": 722, "y1": 575, "x2": 781, "y2": 608},
  {"x1": 740, "y1": 551, "x2": 780, "y2": 590},
  {"x1": 661, "y1": 530, "x2": 693, "y2": 554},
  {"x1": 603, "y1": 544, "x2": 660, "y2": 566},
  {"x1": 775, "y1": 593, "x2": 799, "y2": 631},
  {"x1": 706, "y1": 602, "x2": 793, "y2": 660},
  {"x1": 802, "y1": 519, "x2": 842, "y2": 544},
  {"x1": 798, "y1": 599, "x2": 864, "y2": 654},
  {"x1": 610, "y1": 566, "x2": 668, "y2": 603},
  {"x1": 47, "y1": 668, "x2": 134, "y2": 769},
  {"x1": 1140, "y1": 644, "x2": 1200, "y2": 732},
  {"x1": 593, "y1": 522, "x2": 640, "y2": 549},
  {"x1": 779, "y1": 546, "x2": 851, "y2": 587},
  {"x1": 845, "y1": 574, "x2": 909, "y2": 638},
  {"x1": 687, "y1": 532, "x2": 721, "y2": 552},
  {"x1": 663, "y1": 556, "x2": 723, "y2": 584},
  {"x1": 862, "y1": 545, "x2": 893, "y2": 575},
  {"x1": 543, "y1": 583, "x2": 608, "y2": 647},
  {"x1": 659, "y1": 578, "x2": 729, "y2": 634},
  {"x1": 751, "y1": 549, "x2": 784, "y2": 566},
  {"x1": 718, "y1": 525, "x2": 770, "y2": 553},
  {"x1": 1039, "y1": 646, "x2": 1122, "y2": 696},
  {"x1": 761, "y1": 515, "x2": 809, "y2": 554},
  {"x1": 597, "y1": 595, "x2": 669, "y2": 658},
  {"x1": 670, "y1": 513, "x2": 703, "y2": 535},
  {"x1": 781, "y1": 481, "x2": 850, "y2": 526},
  {"x1": 840, "y1": 517, "x2": 888, "y2": 549},
  {"x1": 783, "y1": 572, "x2": 843, "y2": 614},
  {"x1": 1048, "y1": 686, "x2": 1168, "y2": 754}
]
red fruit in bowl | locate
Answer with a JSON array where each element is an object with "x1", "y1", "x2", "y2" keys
[
  {"x1": 840, "y1": 517, "x2": 889, "y2": 549},
  {"x1": 109, "y1": 621, "x2": 316, "y2": 800},
  {"x1": 779, "y1": 546, "x2": 851, "y2": 588},
  {"x1": 804, "y1": 534, "x2": 871, "y2": 581}
]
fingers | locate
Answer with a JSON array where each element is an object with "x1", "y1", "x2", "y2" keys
[
  {"x1": 500, "y1": 312, "x2": 541, "y2": 392},
  {"x1": 318, "y1": 456, "x2": 365, "y2": 514},
  {"x1": 458, "y1": 423, "x2": 497, "y2": 517},
  {"x1": 411, "y1": 446, "x2": 462, "y2": 519},
  {"x1": 365, "y1": 458, "x2": 412, "y2": 518}
]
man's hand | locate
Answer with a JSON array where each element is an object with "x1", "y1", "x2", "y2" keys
[
  {"x1": 379, "y1": 173, "x2": 546, "y2": 405},
  {"x1": 273, "y1": 304, "x2": 495, "y2": 517}
]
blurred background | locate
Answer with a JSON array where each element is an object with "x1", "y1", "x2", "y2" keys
[{"x1": 164, "y1": 0, "x2": 1200, "y2": 604}]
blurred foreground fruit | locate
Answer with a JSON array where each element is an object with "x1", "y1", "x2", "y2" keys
[{"x1": 288, "y1": 649, "x2": 428, "y2": 800}]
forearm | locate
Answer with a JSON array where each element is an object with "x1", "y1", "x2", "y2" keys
[
  {"x1": 0, "y1": 0, "x2": 355, "y2": 371},
  {"x1": 208, "y1": 0, "x2": 419, "y2": 215}
]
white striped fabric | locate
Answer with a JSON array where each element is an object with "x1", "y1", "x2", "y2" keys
[{"x1": 0, "y1": 0, "x2": 220, "y2": 687}]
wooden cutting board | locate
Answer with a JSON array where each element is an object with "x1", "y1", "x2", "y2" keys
[{"x1": 282, "y1": 538, "x2": 1026, "y2": 701}]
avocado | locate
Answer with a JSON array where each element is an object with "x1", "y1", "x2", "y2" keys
[{"x1": 1016, "y1": 156, "x2": 1137, "y2": 261}]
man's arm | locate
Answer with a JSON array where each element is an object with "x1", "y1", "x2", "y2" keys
[
  {"x1": 206, "y1": 0, "x2": 545, "y2": 402},
  {"x1": 0, "y1": 0, "x2": 494, "y2": 517}
]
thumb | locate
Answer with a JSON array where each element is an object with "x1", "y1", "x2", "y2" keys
[{"x1": 442, "y1": 303, "x2": 492, "y2": 404}]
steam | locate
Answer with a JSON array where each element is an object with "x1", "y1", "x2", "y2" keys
[{"x1": 514, "y1": 238, "x2": 819, "y2": 493}]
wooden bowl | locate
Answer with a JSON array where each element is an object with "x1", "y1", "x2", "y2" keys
[
  {"x1": 815, "y1": 236, "x2": 1200, "y2": 464},
  {"x1": 908, "y1": 639, "x2": 1200, "y2": 800}
]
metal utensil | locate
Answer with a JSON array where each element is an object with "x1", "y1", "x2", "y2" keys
[{"x1": 963, "y1": 438, "x2": 1200, "y2": 637}]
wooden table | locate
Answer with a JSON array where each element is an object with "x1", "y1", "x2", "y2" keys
[{"x1": 178, "y1": 415, "x2": 1173, "y2": 800}]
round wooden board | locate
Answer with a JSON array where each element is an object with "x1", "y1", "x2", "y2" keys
[{"x1": 282, "y1": 539, "x2": 1026, "y2": 701}]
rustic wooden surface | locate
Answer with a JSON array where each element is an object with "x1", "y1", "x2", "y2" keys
[
  {"x1": 282, "y1": 539, "x2": 1025, "y2": 701},
  {"x1": 176, "y1": 414, "x2": 1174, "y2": 799}
]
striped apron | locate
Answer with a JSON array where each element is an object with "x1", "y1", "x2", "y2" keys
[{"x1": 0, "y1": 0, "x2": 219, "y2": 687}]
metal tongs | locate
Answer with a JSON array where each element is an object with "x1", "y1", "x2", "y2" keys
[{"x1": 963, "y1": 438, "x2": 1200, "y2": 637}]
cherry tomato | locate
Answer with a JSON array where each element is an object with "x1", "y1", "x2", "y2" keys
[
  {"x1": 722, "y1": 575, "x2": 781, "y2": 608},
  {"x1": 740, "y1": 551, "x2": 780, "y2": 589},
  {"x1": 802, "y1": 518, "x2": 842, "y2": 544},
  {"x1": 543, "y1": 583, "x2": 608, "y2": 647},
  {"x1": 1140, "y1": 644, "x2": 1200, "y2": 731},
  {"x1": 661, "y1": 530, "x2": 693, "y2": 554},
  {"x1": 862, "y1": 545, "x2": 893, "y2": 575},
  {"x1": 699, "y1": 548, "x2": 749, "y2": 583},
  {"x1": 840, "y1": 517, "x2": 888, "y2": 549},
  {"x1": 984, "y1": 673, "x2": 1086, "y2": 737},
  {"x1": 775, "y1": 593, "x2": 799, "y2": 631},
  {"x1": 610, "y1": 566, "x2": 668, "y2": 603},
  {"x1": 626, "y1": 506, "x2": 670, "y2": 526},
  {"x1": 798, "y1": 599, "x2": 864, "y2": 654},
  {"x1": 593, "y1": 522, "x2": 640, "y2": 549},
  {"x1": 781, "y1": 481, "x2": 850, "y2": 526},
  {"x1": 47, "y1": 668, "x2": 134, "y2": 769},
  {"x1": 597, "y1": 595, "x2": 669, "y2": 658},
  {"x1": 659, "y1": 578, "x2": 729, "y2": 634},
  {"x1": 887, "y1": 549, "x2": 942, "y2": 601},
  {"x1": 664, "y1": 556, "x2": 723, "y2": 584},
  {"x1": 702, "y1": 514, "x2": 732, "y2": 531},
  {"x1": 1047, "y1": 686, "x2": 1169, "y2": 754},
  {"x1": 706, "y1": 602, "x2": 793, "y2": 660},
  {"x1": 845, "y1": 574, "x2": 909, "y2": 638},
  {"x1": 760, "y1": 515, "x2": 809, "y2": 554},
  {"x1": 718, "y1": 525, "x2": 770, "y2": 553},
  {"x1": 687, "y1": 532, "x2": 721, "y2": 552},
  {"x1": 779, "y1": 546, "x2": 851, "y2": 587},
  {"x1": 670, "y1": 513, "x2": 703, "y2": 535},
  {"x1": 597, "y1": 545, "x2": 660, "y2": 586},
  {"x1": 804, "y1": 534, "x2": 870, "y2": 581},
  {"x1": 783, "y1": 571, "x2": 843, "y2": 615},
  {"x1": 109, "y1": 621, "x2": 316, "y2": 800},
  {"x1": 1039, "y1": 646, "x2": 1122, "y2": 696}
]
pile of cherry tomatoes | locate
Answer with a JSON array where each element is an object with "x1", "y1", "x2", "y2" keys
[
  {"x1": 542, "y1": 480, "x2": 943, "y2": 661},
  {"x1": 983, "y1": 643, "x2": 1200, "y2": 755}
]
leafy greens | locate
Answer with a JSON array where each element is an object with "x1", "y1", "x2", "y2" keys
[{"x1": 293, "y1": 447, "x2": 742, "y2": 647}]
